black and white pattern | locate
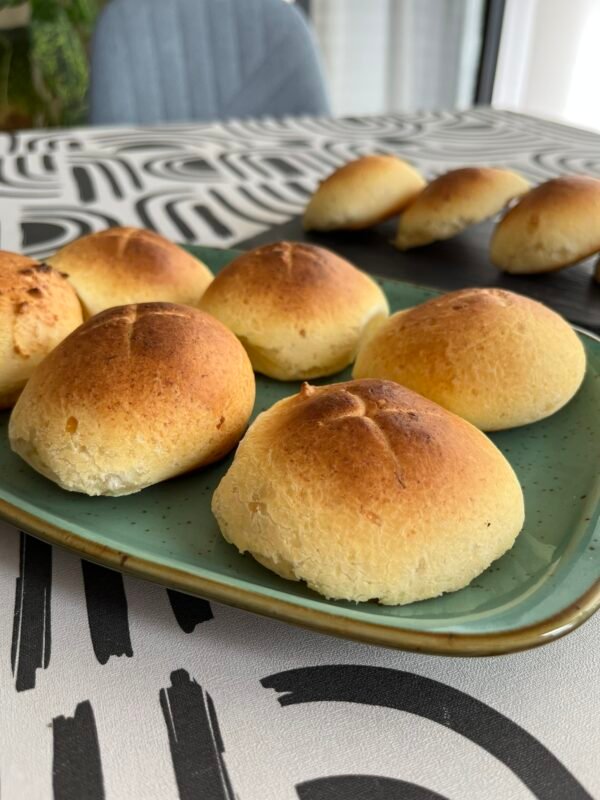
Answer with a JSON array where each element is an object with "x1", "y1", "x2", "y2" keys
[
  {"x1": 3, "y1": 109, "x2": 600, "y2": 260},
  {"x1": 0, "y1": 110, "x2": 599, "y2": 800}
]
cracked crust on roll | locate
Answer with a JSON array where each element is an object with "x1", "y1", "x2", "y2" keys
[
  {"x1": 394, "y1": 167, "x2": 529, "y2": 250},
  {"x1": 212, "y1": 379, "x2": 525, "y2": 605},
  {"x1": 47, "y1": 226, "x2": 213, "y2": 316},
  {"x1": 200, "y1": 241, "x2": 389, "y2": 380},
  {"x1": 490, "y1": 176, "x2": 600, "y2": 273},
  {"x1": 353, "y1": 287, "x2": 586, "y2": 431},
  {"x1": 9, "y1": 302, "x2": 255, "y2": 495},
  {"x1": 303, "y1": 155, "x2": 425, "y2": 231},
  {"x1": 0, "y1": 250, "x2": 83, "y2": 409}
]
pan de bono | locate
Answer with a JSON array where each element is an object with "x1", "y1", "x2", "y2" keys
[
  {"x1": 9, "y1": 303, "x2": 255, "y2": 496},
  {"x1": 394, "y1": 167, "x2": 529, "y2": 250},
  {"x1": 490, "y1": 176, "x2": 600, "y2": 273},
  {"x1": 47, "y1": 226, "x2": 213, "y2": 316},
  {"x1": 353, "y1": 288, "x2": 585, "y2": 431},
  {"x1": 200, "y1": 242, "x2": 389, "y2": 380},
  {"x1": 212, "y1": 379, "x2": 525, "y2": 605},
  {"x1": 0, "y1": 251, "x2": 83, "y2": 409},
  {"x1": 303, "y1": 155, "x2": 425, "y2": 231}
]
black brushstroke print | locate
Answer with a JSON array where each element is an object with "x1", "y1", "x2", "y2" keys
[
  {"x1": 262, "y1": 666, "x2": 592, "y2": 800},
  {"x1": 11, "y1": 533, "x2": 52, "y2": 692},
  {"x1": 194, "y1": 204, "x2": 232, "y2": 238},
  {"x1": 264, "y1": 156, "x2": 302, "y2": 176},
  {"x1": 114, "y1": 156, "x2": 144, "y2": 189},
  {"x1": 238, "y1": 153, "x2": 271, "y2": 178},
  {"x1": 15, "y1": 156, "x2": 28, "y2": 178},
  {"x1": 217, "y1": 153, "x2": 246, "y2": 179},
  {"x1": 164, "y1": 198, "x2": 196, "y2": 240},
  {"x1": 159, "y1": 669, "x2": 235, "y2": 800},
  {"x1": 81, "y1": 561, "x2": 133, "y2": 665},
  {"x1": 72, "y1": 166, "x2": 96, "y2": 202},
  {"x1": 297, "y1": 775, "x2": 448, "y2": 800},
  {"x1": 287, "y1": 181, "x2": 312, "y2": 197},
  {"x1": 95, "y1": 162, "x2": 124, "y2": 198},
  {"x1": 239, "y1": 186, "x2": 295, "y2": 215},
  {"x1": 22, "y1": 221, "x2": 67, "y2": 249},
  {"x1": 53, "y1": 701, "x2": 105, "y2": 800},
  {"x1": 209, "y1": 187, "x2": 276, "y2": 225},
  {"x1": 166, "y1": 590, "x2": 213, "y2": 633},
  {"x1": 134, "y1": 190, "x2": 174, "y2": 231}
]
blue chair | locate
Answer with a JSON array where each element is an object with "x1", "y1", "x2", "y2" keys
[{"x1": 88, "y1": 0, "x2": 330, "y2": 124}]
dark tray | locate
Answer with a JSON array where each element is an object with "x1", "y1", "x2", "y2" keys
[{"x1": 239, "y1": 216, "x2": 600, "y2": 332}]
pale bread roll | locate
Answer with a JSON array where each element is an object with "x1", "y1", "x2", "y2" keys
[
  {"x1": 490, "y1": 176, "x2": 600, "y2": 273},
  {"x1": 394, "y1": 167, "x2": 529, "y2": 249},
  {"x1": 303, "y1": 155, "x2": 425, "y2": 231},
  {"x1": 212, "y1": 379, "x2": 525, "y2": 605},
  {"x1": 9, "y1": 303, "x2": 255, "y2": 496},
  {"x1": 47, "y1": 226, "x2": 213, "y2": 316},
  {"x1": 200, "y1": 242, "x2": 389, "y2": 380},
  {"x1": 0, "y1": 251, "x2": 83, "y2": 409},
  {"x1": 353, "y1": 288, "x2": 585, "y2": 431}
]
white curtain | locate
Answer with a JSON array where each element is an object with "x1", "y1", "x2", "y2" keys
[
  {"x1": 310, "y1": 0, "x2": 485, "y2": 117},
  {"x1": 494, "y1": 0, "x2": 600, "y2": 131}
]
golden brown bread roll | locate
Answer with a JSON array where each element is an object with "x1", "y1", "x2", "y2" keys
[
  {"x1": 200, "y1": 242, "x2": 389, "y2": 380},
  {"x1": 9, "y1": 303, "x2": 255, "y2": 495},
  {"x1": 303, "y1": 155, "x2": 425, "y2": 231},
  {"x1": 394, "y1": 167, "x2": 529, "y2": 249},
  {"x1": 47, "y1": 226, "x2": 213, "y2": 316},
  {"x1": 213, "y1": 379, "x2": 525, "y2": 605},
  {"x1": 353, "y1": 288, "x2": 585, "y2": 431},
  {"x1": 0, "y1": 251, "x2": 83, "y2": 409},
  {"x1": 490, "y1": 176, "x2": 600, "y2": 273}
]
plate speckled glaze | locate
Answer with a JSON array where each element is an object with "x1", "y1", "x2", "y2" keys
[{"x1": 0, "y1": 245, "x2": 598, "y2": 656}]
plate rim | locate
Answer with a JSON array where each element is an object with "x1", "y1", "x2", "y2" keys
[
  {"x1": 0, "y1": 496, "x2": 598, "y2": 657},
  {"x1": 1, "y1": 262, "x2": 598, "y2": 657}
]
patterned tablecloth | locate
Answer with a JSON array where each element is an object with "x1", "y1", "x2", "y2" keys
[{"x1": 0, "y1": 108, "x2": 598, "y2": 800}]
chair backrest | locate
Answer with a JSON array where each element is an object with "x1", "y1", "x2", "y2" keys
[{"x1": 88, "y1": 0, "x2": 330, "y2": 125}]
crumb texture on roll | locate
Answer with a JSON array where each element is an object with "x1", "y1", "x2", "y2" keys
[
  {"x1": 353, "y1": 288, "x2": 586, "y2": 431},
  {"x1": 212, "y1": 379, "x2": 525, "y2": 605},
  {"x1": 0, "y1": 250, "x2": 83, "y2": 409},
  {"x1": 47, "y1": 226, "x2": 213, "y2": 316},
  {"x1": 9, "y1": 303, "x2": 255, "y2": 496},
  {"x1": 200, "y1": 241, "x2": 389, "y2": 380},
  {"x1": 303, "y1": 155, "x2": 425, "y2": 231},
  {"x1": 394, "y1": 167, "x2": 529, "y2": 250},
  {"x1": 490, "y1": 176, "x2": 600, "y2": 273}
]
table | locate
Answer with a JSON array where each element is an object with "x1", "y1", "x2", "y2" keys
[{"x1": 0, "y1": 108, "x2": 598, "y2": 800}]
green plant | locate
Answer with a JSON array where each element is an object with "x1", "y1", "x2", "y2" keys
[{"x1": 0, "y1": 0, "x2": 105, "y2": 130}]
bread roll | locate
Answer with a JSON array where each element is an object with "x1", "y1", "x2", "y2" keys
[
  {"x1": 490, "y1": 176, "x2": 600, "y2": 273},
  {"x1": 213, "y1": 379, "x2": 524, "y2": 605},
  {"x1": 9, "y1": 303, "x2": 255, "y2": 496},
  {"x1": 200, "y1": 242, "x2": 389, "y2": 380},
  {"x1": 303, "y1": 155, "x2": 425, "y2": 231},
  {"x1": 47, "y1": 227, "x2": 213, "y2": 316},
  {"x1": 0, "y1": 251, "x2": 83, "y2": 409},
  {"x1": 394, "y1": 167, "x2": 529, "y2": 250},
  {"x1": 353, "y1": 288, "x2": 585, "y2": 431}
]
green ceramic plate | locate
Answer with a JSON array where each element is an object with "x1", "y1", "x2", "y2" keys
[{"x1": 0, "y1": 245, "x2": 598, "y2": 656}]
